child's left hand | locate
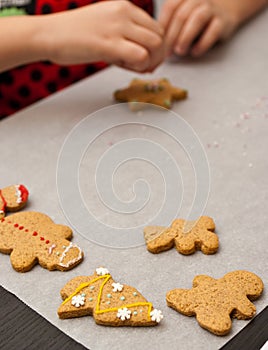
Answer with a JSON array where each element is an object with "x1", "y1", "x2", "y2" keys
[{"x1": 159, "y1": 0, "x2": 238, "y2": 57}]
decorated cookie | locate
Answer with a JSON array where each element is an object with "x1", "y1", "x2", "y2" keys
[
  {"x1": 0, "y1": 211, "x2": 83, "y2": 272},
  {"x1": 0, "y1": 184, "x2": 29, "y2": 219},
  {"x1": 114, "y1": 78, "x2": 187, "y2": 109},
  {"x1": 166, "y1": 270, "x2": 264, "y2": 336},
  {"x1": 58, "y1": 267, "x2": 163, "y2": 326},
  {"x1": 144, "y1": 216, "x2": 218, "y2": 255}
]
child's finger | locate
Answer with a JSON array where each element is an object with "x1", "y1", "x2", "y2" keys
[
  {"x1": 190, "y1": 17, "x2": 223, "y2": 56},
  {"x1": 164, "y1": 0, "x2": 200, "y2": 54},
  {"x1": 125, "y1": 24, "x2": 163, "y2": 56},
  {"x1": 158, "y1": 0, "x2": 184, "y2": 30},
  {"x1": 113, "y1": 40, "x2": 151, "y2": 72},
  {"x1": 129, "y1": 2, "x2": 164, "y2": 37},
  {"x1": 174, "y1": 3, "x2": 212, "y2": 55}
]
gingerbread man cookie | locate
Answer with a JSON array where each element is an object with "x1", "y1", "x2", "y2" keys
[
  {"x1": 144, "y1": 216, "x2": 218, "y2": 255},
  {"x1": 114, "y1": 78, "x2": 187, "y2": 109},
  {"x1": 0, "y1": 211, "x2": 83, "y2": 272},
  {"x1": 0, "y1": 184, "x2": 29, "y2": 219},
  {"x1": 166, "y1": 270, "x2": 264, "y2": 335},
  {"x1": 58, "y1": 267, "x2": 163, "y2": 326}
]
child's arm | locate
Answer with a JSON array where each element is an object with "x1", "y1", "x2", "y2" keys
[
  {"x1": 0, "y1": 0, "x2": 164, "y2": 73},
  {"x1": 159, "y1": 0, "x2": 267, "y2": 57}
]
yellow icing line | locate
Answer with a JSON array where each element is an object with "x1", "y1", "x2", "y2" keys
[
  {"x1": 95, "y1": 302, "x2": 153, "y2": 319},
  {"x1": 62, "y1": 273, "x2": 152, "y2": 320},
  {"x1": 61, "y1": 275, "x2": 109, "y2": 305}
]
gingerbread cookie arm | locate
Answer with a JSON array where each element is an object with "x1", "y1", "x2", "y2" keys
[
  {"x1": 144, "y1": 227, "x2": 177, "y2": 253},
  {"x1": 166, "y1": 289, "x2": 195, "y2": 316},
  {"x1": 197, "y1": 216, "x2": 216, "y2": 231},
  {"x1": 46, "y1": 224, "x2": 73, "y2": 240},
  {"x1": 10, "y1": 247, "x2": 37, "y2": 272}
]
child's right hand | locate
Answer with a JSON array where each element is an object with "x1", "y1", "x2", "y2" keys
[{"x1": 40, "y1": 0, "x2": 165, "y2": 72}]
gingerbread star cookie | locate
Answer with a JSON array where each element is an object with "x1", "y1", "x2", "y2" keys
[
  {"x1": 0, "y1": 211, "x2": 83, "y2": 272},
  {"x1": 114, "y1": 78, "x2": 187, "y2": 109},
  {"x1": 58, "y1": 267, "x2": 164, "y2": 326},
  {"x1": 144, "y1": 216, "x2": 218, "y2": 255},
  {"x1": 166, "y1": 270, "x2": 264, "y2": 335},
  {"x1": 0, "y1": 184, "x2": 29, "y2": 219}
]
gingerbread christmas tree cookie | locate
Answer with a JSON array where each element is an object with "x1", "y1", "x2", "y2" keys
[
  {"x1": 0, "y1": 184, "x2": 29, "y2": 219},
  {"x1": 114, "y1": 78, "x2": 187, "y2": 109},
  {"x1": 166, "y1": 270, "x2": 264, "y2": 335},
  {"x1": 58, "y1": 267, "x2": 163, "y2": 326},
  {"x1": 0, "y1": 211, "x2": 83, "y2": 272},
  {"x1": 144, "y1": 216, "x2": 219, "y2": 255}
]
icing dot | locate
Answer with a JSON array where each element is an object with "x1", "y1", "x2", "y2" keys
[
  {"x1": 90, "y1": 286, "x2": 95, "y2": 290},
  {"x1": 33, "y1": 231, "x2": 38, "y2": 236},
  {"x1": 133, "y1": 311, "x2": 138, "y2": 316},
  {"x1": 81, "y1": 293, "x2": 86, "y2": 297},
  {"x1": 19, "y1": 226, "x2": 24, "y2": 230},
  {"x1": 164, "y1": 99, "x2": 171, "y2": 107},
  {"x1": 45, "y1": 240, "x2": 50, "y2": 244},
  {"x1": 120, "y1": 296, "x2": 126, "y2": 301},
  {"x1": 106, "y1": 301, "x2": 111, "y2": 305},
  {"x1": 89, "y1": 297, "x2": 93, "y2": 302},
  {"x1": 56, "y1": 252, "x2": 60, "y2": 256},
  {"x1": 133, "y1": 292, "x2": 138, "y2": 296},
  {"x1": 25, "y1": 229, "x2": 28, "y2": 232},
  {"x1": 1, "y1": 218, "x2": 5, "y2": 222},
  {"x1": 14, "y1": 223, "x2": 19, "y2": 227},
  {"x1": 107, "y1": 294, "x2": 112, "y2": 298},
  {"x1": 40, "y1": 237, "x2": 45, "y2": 241},
  {"x1": 140, "y1": 309, "x2": 143, "y2": 313}
]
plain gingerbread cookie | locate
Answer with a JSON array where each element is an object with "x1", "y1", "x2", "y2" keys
[
  {"x1": 0, "y1": 211, "x2": 83, "y2": 272},
  {"x1": 166, "y1": 270, "x2": 264, "y2": 335},
  {"x1": 114, "y1": 78, "x2": 187, "y2": 109},
  {"x1": 144, "y1": 216, "x2": 219, "y2": 255}
]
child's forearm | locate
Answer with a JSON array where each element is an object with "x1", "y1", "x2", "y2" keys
[
  {"x1": 213, "y1": 0, "x2": 267, "y2": 27},
  {"x1": 0, "y1": 16, "x2": 48, "y2": 72}
]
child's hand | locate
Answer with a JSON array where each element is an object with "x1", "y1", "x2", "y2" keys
[
  {"x1": 159, "y1": 0, "x2": 238, "y2": 57},
  {"x1": 41, "y1": 0, "x2": 165, "y2": 72}
]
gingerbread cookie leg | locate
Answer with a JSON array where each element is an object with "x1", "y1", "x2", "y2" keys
[{"x1": 144, "y1": 226, "x2": 177, "y2": 253}]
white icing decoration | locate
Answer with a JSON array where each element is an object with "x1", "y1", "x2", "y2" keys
[
  {"x1": 96, "y1": 267, "x2": 110, "y2": 276},
  {"x1": 117, "y1": 308, "x2": 131, "y2": 321},
  {"x1": 15, "y1": 185, "x2": 22, "y2": 204},
  {"x1": 0, "y1": 210, "x2": 4, "y2": 214},
  {"x1": 58, "y1": 243, "x2": 83, "y2": 267},
  {"x1": 71, "y1": 294, "x2": 85, "y2": 307},
  {"x1": 48, "y1": 243, "x2": 56, "y2": 255},
  {"x1": 150, "y1": 309, "x2": 163, "y2": 323},
  {"x1": 112, "y1": 282, "x2": 124, "y2": 292}
]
